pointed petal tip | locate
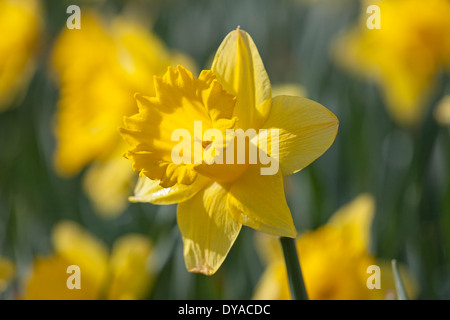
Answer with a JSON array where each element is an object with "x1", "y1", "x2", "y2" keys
[
  {"x1": 276, "y1": 225, "x2": 298, "y2": 239},
  {"x1": 128, "y1": 195, "x2": 139, "y2": 203},
  {"x1": 287, "y1": 229, "x2": 298, "y2": 239},
  {"x1": 133, "y1": 92, "x2": 152, "y2": 107},
  {"x1": 189, "y1": 264, "x2": 216, "y2": 276},
  {"x1": 257, "y1": 224, "x2": 297, "y2": 239},
  {"x1": 175, "y1": 64, "x2": 186, "y2": 72},
  {"x1": 235, "y1": 25, "x2": 246, "y2": 38},
  {"x1": 227, "y1": 25, "x2": 246, "y2": 39},
  {"x1": 133, "y1": 92, "x2": 142, "y2": 99}
]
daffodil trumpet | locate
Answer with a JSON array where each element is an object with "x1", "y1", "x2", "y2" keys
[
  {"x1": 121, "y1": 28, "x2": 339, "y2": 281},
  {"x1": 170, "y1": 120, "x2": 280, "y2": 175}
]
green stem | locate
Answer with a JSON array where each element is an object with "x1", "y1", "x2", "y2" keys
[{"x1": 279, "y1": 237, "x2": 308, "y2": 300}]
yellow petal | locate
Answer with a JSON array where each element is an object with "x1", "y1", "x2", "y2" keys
[
  {"x1": 259, "y1": 95, "x2": 339, "y2": 176},
  {"x1": 111, "y1": 17, "x2": 184, "y2": 88},
  {"x1": 83, "y1": 146, "x2": 136, "y2": 217},
  {"x1": 123, "y1": 147, "x2": 199, "y2": 188},
  {"x1": 434, "y1": 95, "x2": 450, "y2": 125},
  {"x1": 0, "y1": 257, "x2": 15, "y2": 292},
  {"x1": 327, "y1": 193, "x2": 375, "y2": 253},
  {"x1": 21, "y1": 255, "x2": 100, "y2": 300},
  {"x1": 52, "y1": 221, "x2": 109, "y2": 295},
  {"x1": 227, "y1": 165, "x2": 297, "y2": 238},
  {"x1": 192, "y1": 133, "x2": 249, "y2": 184},
  {"x1": 252, "y1": 262, "x2": 290, "y2": 300},
  {"x1": 271, "y1": 83, "x2": 307, "y2": 98},
  {"x1": 52, "y1": 12, "x2": 134, "y2": 176},
  {"x1": 297, "y1": 227, "x2": 382, "y2": 300},
  {"x1": 120, "y1": 65, "x2": 237, "y2": 187},
  {"x1": 177, "y1": 182, "x2": 242, "y2": 275},
  {"x1": 120, "y1": 68, "x2": 209, "y2": 187},
  {"x1": 199, "y1": 70, "x2": 236, "y2": 126},
  {"x1": 107, "y1": 234, "x2": 154, "y2": 300},
  {"x1": 0, "y1": 0, "x2": 42, "y2": 111},
  {"x1": 212, "y1": 28, "x2": 272, "y2": 130},
  {"x1": 129, "y1": 174, "x2": 210, "y2": 204}
]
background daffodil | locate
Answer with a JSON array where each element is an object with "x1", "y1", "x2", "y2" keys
[
  {"x1": 21, "y1": 221, "x2": 154, "y2": 300},
  {"x1": 0, "y1": 0, "x2": 42, "y2": 112},
  {"x1": 51, "y1": 11, "x2": 196, "y2": 217},
  {"x1": 333, "y1": 0, "x2": 450, "y2": 126},
  {"x1": 435, "y1": 95, "x2": 450, "y2": 125},
  {"x1": 253, "y1": 194, "x2": 418, "y2": 300},
  {"x1": 121, "y1": 28, "x2": 339, "y2": 275},
  {"x1": 0, "y1": 257, "x2": 15, "y2": 293}
]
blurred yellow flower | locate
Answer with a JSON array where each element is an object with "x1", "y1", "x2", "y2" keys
[
  {"x1": 0, "y1": 0, "x2": 42, "y2": 111},
  {"x1": 333, "y1": 0, "x2": 450, "y2": 126},
  {"x1": 21, "y1": 221, "x2": 154, "y2": 300},
  {"x1": 51, "y1": 11, "x2": 196, "y2": 217},
  {"x1": 0, "y1": 257, "x2": 15, "y2": 292},
  {"x1": 253, "y1": 194, "x2": 417, "y2": 300},
  {"x1": 120, "y1": 28, "x2": 339, "y2": 275},
  {"x1": 434, "y1": 95, "x2": 450, "y2": 125}
]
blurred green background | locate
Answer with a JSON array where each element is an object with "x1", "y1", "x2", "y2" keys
[{"x1": 0, "y1": 0, "x2": 449, "y2": 299}]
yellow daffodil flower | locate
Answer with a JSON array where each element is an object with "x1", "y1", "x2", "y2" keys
[
  {"x1": 0, "y1": 0, "x2": 42, "y2": 111},
  {"x1": 120, "y1": 28, "x2": 339, "y2": 275},
  {"x1": 0, "y1": 257, "x2": 15, "y2": 292},
  {"x1": 21, "y1": 221, "x2": 154, "y2": 300},
  {"x1": 52, "y1": 11, "x2": 196, "y2": 217},
  {"x1": 253, "y1": 194, "x2": 418, "y2": 300},
  {"x1": 333, "y1": 0, "x2": 450, "y2": 126}
]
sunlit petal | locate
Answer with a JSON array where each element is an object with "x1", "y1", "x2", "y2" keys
[
  {"x1": 212, "y1": 28, "x2": 272, "y2": 130},
  {"x1": 130, "y1": 174, "x2": 210, "y2": 204},
  {"x1": 327, "y1": 193, "x2": 375, "y2": 253},
  {"x1": 120, "y1": 65, "x2": 237, "y2": 187},
  {"x1": 107, "y1": 234, "x2": 154, "y2": 300},
  {"x1": 259, "y1": 95, "x2": 339, "y2": 176},
  {"x1": 177, "y1": 182, "x2": 242, "y2": 275},
  {"x1": 52, "y1": 221, "x2": 109, "y2": 294},
  {"x1": 227, "y1": 165, "x2": 297, "y2": 238}
]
